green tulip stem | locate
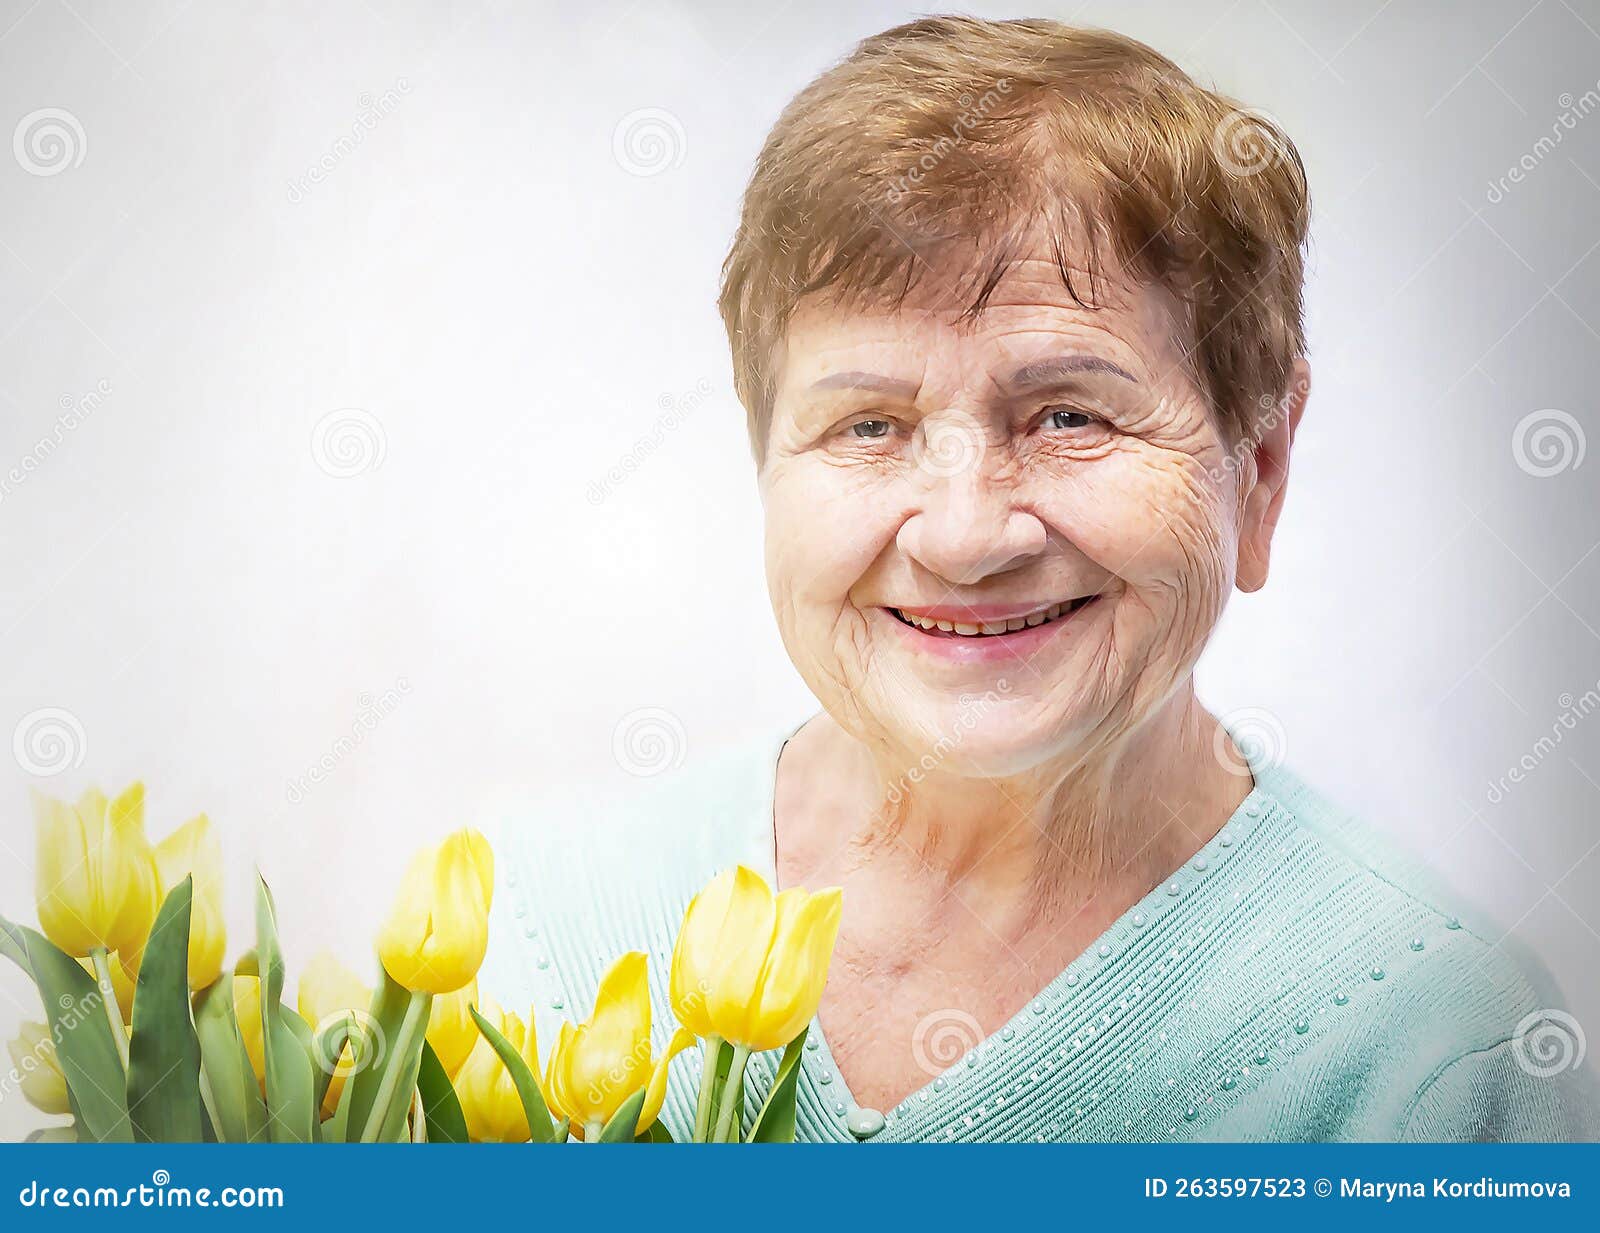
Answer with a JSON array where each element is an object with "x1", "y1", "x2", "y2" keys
[
  {"x1": 584, "y1": 1119, "x2": 604, "y2": 1141},
  {"x1": 359, "y1": 989, "x2": 430, "y2": 1143},
  {"x1": 89, "y1": 947, "x2": 129, "y2": 1068},
  {"x1": 692, "y1": 1035, "x2": 721, "y2": 1142},
  {"x1": 712, "y1": 1045, "x2": 751, "y2": 1143}
]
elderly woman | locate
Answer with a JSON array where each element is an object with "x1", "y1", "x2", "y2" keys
[{"x1": 490, "y1": 17, "x2": 1596, "y2": 1141}]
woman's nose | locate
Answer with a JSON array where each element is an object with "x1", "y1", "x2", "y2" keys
[{"x1": 895, "y1": 469, "x2": 1048, "y2": 585}]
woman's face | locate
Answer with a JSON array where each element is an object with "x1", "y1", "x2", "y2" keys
[{"x1": 759, "y1": 251, "x2": 1286, "y2": 778}]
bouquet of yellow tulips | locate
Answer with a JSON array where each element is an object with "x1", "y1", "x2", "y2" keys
[{"x1": 3, "y1": 782, "x2": 841, "y2": 1145}]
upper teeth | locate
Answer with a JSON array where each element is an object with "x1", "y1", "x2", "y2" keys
[{"x1": 894, "y1": 602, "x2": 1075, "y2": 636}]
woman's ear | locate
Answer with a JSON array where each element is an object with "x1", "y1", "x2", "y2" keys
[{"x1": 1236, "y1": 358, "x2": 1310, "y2": 593}]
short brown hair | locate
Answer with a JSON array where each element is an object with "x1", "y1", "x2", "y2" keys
[{"x1": 719, "y1": 16, "x2": 1310, "y2": 458}]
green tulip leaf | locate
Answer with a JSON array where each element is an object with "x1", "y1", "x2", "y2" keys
[
  {"x1": 193, "y1": 978, "x2": 268, "y2": 1143},
  {"x1": 468, "y1": 1004, "x2": 555, "y2": 1144},
  {"x1": 126, "y1": 878, "x2": 204, "y2": 1142},
  {"x1": 0, "y1": 916, "x2": 35, "y2": 981},
  {"x1": 0, "y1": 914, "x2": 131, "y2": 1142},
  {"x1": 637, "y1": 1120, "x2": 674, "y2": 1143},
  {"x1": 310, "y1": 1013, "x2": 353, "y2": 1120},
  {"x1": 255, "y1": 876, "x2": 320, "y2": 1142},
  {"x1": 747, "y1": 1027, "x2": 808, "y2": 1143},
  {"x1": 416, "y1": 1040, "x2": 469, "y2": 1143},
  {"x1": 598, "y1": 1087, "x2": 646, "y2": 1143}
]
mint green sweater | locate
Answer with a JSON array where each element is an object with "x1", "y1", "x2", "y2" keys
[{"x1": 485, "y1": 727, "x2": 1598, "y2": 1142}]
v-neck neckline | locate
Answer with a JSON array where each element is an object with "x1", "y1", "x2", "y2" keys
[{"x1": 757, "y1": 716, "x2": 1277, "y2": 1141}]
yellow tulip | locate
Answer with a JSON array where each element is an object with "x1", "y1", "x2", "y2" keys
[
  {"x1": 6, "y1": 1021, "x2": 70, "y2": 1115},
  {"x1": 426, "y1": 978, "x2": 479, "y2": 1077},
  {"x1": 296, "y1": 951, "x2": 371, "y2": 1118},
  {"x1": 33, "y1": 783, "x2": 161, "y2": 959},
  {"x1": 544, "y1": 952, "x2": 694, "y2": 1137},
  {"x1": 154, "y1": 813, "x2": 226, "y2": 988},
  {"x1": 375, "y1": 829, "x2": 493, "y2": 995},
  {"x1": 233, "y1": 974, "x2": 266, "y2": 1093},
  {"x1": 454, "y1": 1002, "x2": 542, "y2": 1142},
  {"x1": 671, "y1": 865, "x2": 843, "y2": 1053}
]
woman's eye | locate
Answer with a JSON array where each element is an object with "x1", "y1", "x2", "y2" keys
[
  {"x1": 851, "y1": 419, "x2": 892, "y2": 439},
  {"x1": 1043, "y1": 407, "x2": 1093, "y2": 430}
]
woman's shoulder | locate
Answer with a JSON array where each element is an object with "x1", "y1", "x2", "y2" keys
[{"x1": 1246, "y1": 760, "x2": 1598, "y2": 1139}]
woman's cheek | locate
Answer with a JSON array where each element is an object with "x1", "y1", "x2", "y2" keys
[
  {"x1": 1048, "y1": 450, "x2": 1233, "y2": 596},
  {"x1": 763, "y1": 461, "x2": 895, "y2": 626}
]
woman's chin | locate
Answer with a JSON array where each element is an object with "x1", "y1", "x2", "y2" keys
[{"x1": 874, "y1": 700, "x2": 1104, "y2": 783}]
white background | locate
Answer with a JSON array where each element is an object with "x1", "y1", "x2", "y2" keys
[{"x1": 2, "y1": 0, "x2": 1598, "y2": 1139}]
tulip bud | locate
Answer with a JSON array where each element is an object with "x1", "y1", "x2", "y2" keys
[
  {"x1": 6, "y1": 1022, "x2": 70, "y2": 1116},
  {"x1": 544, "y1": 952, "x2": 693, "y2": 1136},
  {"x1": 154, "y1": 814, "x2": 227, "y2": 989},
  {"x1": 375, "y1": 829, "x2": 493, "y2": 995},
  {"x1": 426, "y1": 978, "x2": 479, "y2": 1077},
  {"x1": 296, "y1": 952, "x2": 371, "y2": 1118},
  {"x1": 670, "y1": 866, "x2": 842, "y2": 1053},
  {"x1": 454, "y1": 1003, "x2": 541, "y2": 1142},
  {"x1": 33, "y1": 783, "x2": 161, "y2": 959}
]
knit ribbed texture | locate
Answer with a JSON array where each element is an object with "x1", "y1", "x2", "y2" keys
[{"x1": 483, "y1": 728, "x2": 1598, "y2": 1142}]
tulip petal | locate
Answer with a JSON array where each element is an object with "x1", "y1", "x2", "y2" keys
[
  {"x1": 155, "y1": 815, "x2": 226, "y2": 988},
  {"x1": 33, "y1": 790, "x2": 95, "y2": 957},
  {"x1": 425, "y1": 978, "x2": 480, "y2": 1078},
  {"x1": 749, "y1": 887, "x2": 842, "y2": 1052},
  {"x1": 705, "y1": 866, "x2": 778, "y2": 1047},
  {"x1": 639, "y1": 1025, "x2": 696, "y2": 1130},
  {"x1": 670, "y1": 869, "x2": 739, "y2": 1035},
  {"x1": 566, "y1": 952, "x2": 651, "y2": 1123}
]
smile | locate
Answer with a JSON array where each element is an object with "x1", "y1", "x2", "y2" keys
[{"x1": 887, "y1": 595, "x2": 1098, "y2": 639}]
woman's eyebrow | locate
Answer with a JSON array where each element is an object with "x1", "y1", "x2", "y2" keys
[
  {"x1": 807, "y1": 371, "x2": 921, "y2": 396},
  {"x1": 1004, "y1": 354, "x2": 1138, "y2": 389}
]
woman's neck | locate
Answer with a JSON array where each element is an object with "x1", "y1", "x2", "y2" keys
[{"x1": 775, "y1": 685, "x2": 1253, "y2": 931}]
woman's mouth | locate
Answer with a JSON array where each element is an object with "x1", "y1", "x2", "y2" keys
[
  {"x1": 887, "y1": 595, "x2": 1097, "y2": 638},
  {"x1": 877, "y1": 595, "x2": 1101, "y2": 663}
]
